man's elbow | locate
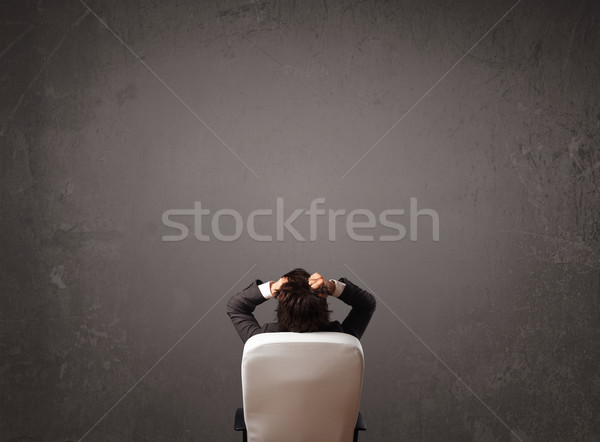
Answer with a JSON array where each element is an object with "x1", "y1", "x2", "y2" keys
[
  {"x1": 367, "y1": 293, "x2": 376, "y2": 313},
  {"x1": 226, "y1": 295, "x2": 238, "y2": 317}
]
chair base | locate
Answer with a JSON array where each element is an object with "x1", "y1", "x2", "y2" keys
[{"x1": 234, "y1": 408, "x2": 366, "y2": 442}]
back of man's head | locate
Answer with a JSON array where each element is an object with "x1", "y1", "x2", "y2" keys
[{"x1": 275, "y1": 268, "x2": 331, "y2": 332}]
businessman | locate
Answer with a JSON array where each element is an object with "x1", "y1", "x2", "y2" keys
[{"x1": 227, "y1": 268, "x2": 376, "y2": 343}]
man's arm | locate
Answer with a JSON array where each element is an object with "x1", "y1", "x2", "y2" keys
[
  {"x1": 308, "y1": 273, "x2": 376, "y2": 339},
  {"x1": 335, "y1": 278, "x2": 376, "y2": 339},
  {"x1": 226, "y1": 280, "x2": 270, "y2": 343},
  {"x1": 226, "y1": 277, "x2": 287, "y2": 343}
]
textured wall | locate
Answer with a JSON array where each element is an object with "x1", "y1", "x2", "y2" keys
[{"x1": 1, "y1": 0, "x2": 599, "y2": 441}]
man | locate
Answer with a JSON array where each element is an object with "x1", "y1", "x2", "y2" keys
[{"x1": 227, "y1": 268, "x2": 376, "y2": 343}]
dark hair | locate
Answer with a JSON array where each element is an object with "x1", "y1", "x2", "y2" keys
[{"x1": 274, "y1": 268, "x2": 331, "y2": 332}]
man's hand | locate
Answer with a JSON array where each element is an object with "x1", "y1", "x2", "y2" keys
[
  {"x1": 308, "y1": 273, "x2": 335, "y2": 298},
  {"x1": 270, "y1": 277, "x2": 288, "y2": 296}
]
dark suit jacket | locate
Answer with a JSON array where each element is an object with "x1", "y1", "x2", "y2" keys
[{"x1": 226, "y1": 277, "x2": 376, "y2": 343}]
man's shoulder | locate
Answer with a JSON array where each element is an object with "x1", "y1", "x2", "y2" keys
[
  {"x1": 263, "y1": 322, "x2": 280, "y2": 333},
  {"x1": 325, "y1": 321, "x2": 343, "y2": 332}
]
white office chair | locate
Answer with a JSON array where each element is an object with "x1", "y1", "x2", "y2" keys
[{"x1": 234, "y1": 332, "x2": 367, "y2": 442}]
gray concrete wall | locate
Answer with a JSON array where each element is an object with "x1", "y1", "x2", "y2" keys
[{"x1": 1, "y1": 0, "x2": 599, "y2": 441}]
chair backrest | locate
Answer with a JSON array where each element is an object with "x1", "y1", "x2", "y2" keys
[{"x1": 241, "y1": 332, "x2": 364, "y2": 442}]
